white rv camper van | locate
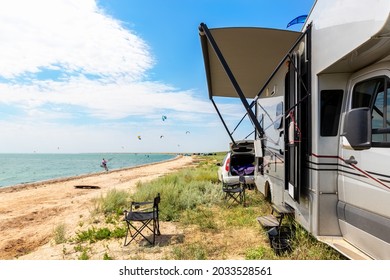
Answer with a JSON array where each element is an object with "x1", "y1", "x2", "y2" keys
[{"x1": 199, "y1": 0, "x2": 390, "y2": 259}]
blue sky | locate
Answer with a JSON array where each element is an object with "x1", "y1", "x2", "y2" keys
[{"x1": 0, "y1": 0, "x2": 314, "y2": 153}]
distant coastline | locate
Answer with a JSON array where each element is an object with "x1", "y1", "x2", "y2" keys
[
  {"x1": 1, "y1": 153, "x2": 178, "y2": 190},
  {"x1": 0, "y1": 154, "x2": 181, "y2": 193}
]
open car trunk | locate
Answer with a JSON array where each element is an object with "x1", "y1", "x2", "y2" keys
[
  {"x1": 230, "y1": 153, "x2": 255, "y2": 176},
  {"x1": 230, "y1": 140, "x2": 255, "y2": 177}
]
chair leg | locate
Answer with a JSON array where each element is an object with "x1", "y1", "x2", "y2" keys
[
  {"x1": 124, "y1": 223, "x2": 130, "y2": 246},
  {"x1": 124, "y1": 220, "x2": 155, "y2": 246},
  {"x1": 241, "y1": 187, "x2": 246, "y2": 207},
  {"x1": 155, "y1": 218, "x2": 161, "y2": 235}
]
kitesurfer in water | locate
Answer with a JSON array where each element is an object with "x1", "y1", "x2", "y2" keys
[{"x1": 101, "y1": 158, "x2": 108, "y2": 171}]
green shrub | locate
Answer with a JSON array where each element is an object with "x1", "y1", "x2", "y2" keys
[
  {"x1": 75, "y1": 225, "x2": 127, "y2": 244},
  {"x1": 110, "y1": 226, "x2": 127, "y2": 238},
  {"x1": 76, "y1": 228, "x2": 96, "y2": 243},
  {"x1": 96, "y1": 189, "x2": 129, "y2": 215},
  {"x1": 94, "y1": 228, "x2": 111, "y2": 241}
]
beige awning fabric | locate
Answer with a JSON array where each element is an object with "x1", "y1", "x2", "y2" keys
[{"x1": 200, "y1": 26, "x2": 301, "y2": 99}]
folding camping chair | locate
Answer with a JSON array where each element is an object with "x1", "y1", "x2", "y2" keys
[
  {"x1": 222, "y1": 176, "x2": 246, "y2": 207},
  {"x1": 123, "y1": 193, "x2": 161, "y2": 246}
]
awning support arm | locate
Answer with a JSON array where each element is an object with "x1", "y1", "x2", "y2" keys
[
  {"x1": 211, "y1": 98, "x2": 236, "y2": 145},
  {"x1": 199, "y1": 22, "x2": 265, "y2": 139},
  {"x1": 231, "y1": 112, "x2": 248, "y2": 135}
]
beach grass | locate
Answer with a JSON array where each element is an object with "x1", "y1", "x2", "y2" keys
[
  {"x1": 53, "y1": 223, "x2": 67, "y2": 245},
  {"x1": 92, "y1": 189, "x2": 130, "y2": 215},
  {"x1": 69, "y1": 153, "x2": 345, "y2": 260}
]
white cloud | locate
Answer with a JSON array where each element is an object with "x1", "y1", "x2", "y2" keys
[
  {"x1": 0, "y1": 0, "x2": 217, "y2": 120},
  {"x1": 0, "y1": 78, "x2": 216, "y2": 120},
  {"x1": 0, "y1": 0, "x2": 152, "y2": 80},
  {"x1": 0, "y1": 0, "x2": 250, "y2": 153}
]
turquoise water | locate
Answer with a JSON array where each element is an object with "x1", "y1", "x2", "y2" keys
[{"x1": 0, "y1": 153, "x2": 175, "y2": 188}]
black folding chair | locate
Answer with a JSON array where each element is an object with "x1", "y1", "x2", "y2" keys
[
  {"x1": 222, "y1": 176, "x2": 246, "y2": 207},
  {"x1": 123, "y1": 193, "x2": 161, "y2": 246}
]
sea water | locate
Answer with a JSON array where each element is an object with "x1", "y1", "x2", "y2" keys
[{"x1": 0, "y1": 153, "x2": 176, "y2": 188}]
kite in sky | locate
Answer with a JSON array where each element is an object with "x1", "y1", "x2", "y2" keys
[
  {"x1": 137, "y1": 135, "x2": 141, "y2": 140},
  {"x1": 286, "y1": 15, "x2": 307, "y2": 28},
  {"x1": 162, "y1": 115, "x2": 167, "y2": 121}
]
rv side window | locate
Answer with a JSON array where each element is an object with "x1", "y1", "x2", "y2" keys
[
  {"x1": 274, "y1": 102, "x2": 283, "y2": 129},
  {"x1": 352, "y1": 77, "x2": 390, "y2": 145},
  {"x1": 320, "y1": 90, "x2": 343, "y2": 136}
]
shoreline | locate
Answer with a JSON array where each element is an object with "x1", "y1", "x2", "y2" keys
[
  {"x1": 0, "y1": 155, "x2": 194, "y2": 259},
  {"x1": 0, "y1": 155, "x2": 181, "y2": 194}
]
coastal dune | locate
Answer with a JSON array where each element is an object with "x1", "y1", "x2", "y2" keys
[{"x1": 0, "y1": 155, "x2": 194, "y2": 259}]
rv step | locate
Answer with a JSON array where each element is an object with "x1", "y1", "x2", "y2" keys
[
  {"x1": 257, "y1": 215, "x2": 279, "y2": 228},
  {"x1": 271, "y1": 204, "x2": 294, "y2": 215}
]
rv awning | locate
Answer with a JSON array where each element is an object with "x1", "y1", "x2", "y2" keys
[{"x1": 200, "y1": 26, "x2": 301, "y2": 99}]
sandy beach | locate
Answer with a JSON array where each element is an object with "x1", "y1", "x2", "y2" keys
[{"x1": 0, "y1": 155, "x2": 194, "y2": 260}]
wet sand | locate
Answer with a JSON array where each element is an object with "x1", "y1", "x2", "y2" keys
[{"x1": 0, "y1": 155, "x2": 194, "y2": 259}]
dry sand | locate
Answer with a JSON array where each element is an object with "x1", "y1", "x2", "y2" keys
[{"x1": 0, "y1": 155, "x2": 194, "y2": 260}]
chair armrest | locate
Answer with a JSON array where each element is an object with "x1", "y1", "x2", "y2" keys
[
  {"x1": 131, "y1": 200, "x2": 153, "y2": 209},
  {"x1": 132, "y1": 201, "x2": 153, "y2": 206}
]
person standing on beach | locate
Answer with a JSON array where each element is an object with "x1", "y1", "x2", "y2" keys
[{"x1": 101, "y1": 158, "x2": 108, "y2": 171}]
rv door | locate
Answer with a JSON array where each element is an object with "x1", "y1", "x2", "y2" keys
[
  {"x1": 284, "y1": 50, "x2": 310, "y2": 202},
  {"x1": 339, "y1": 75, "x2": 390, "y2": 259}
]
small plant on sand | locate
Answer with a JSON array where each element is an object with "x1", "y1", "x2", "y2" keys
[
  {"x1": 79, "y1": 249, "x2": 90, "y2": 260},
  {"x1": 103, "y1": 252, "x2": 113, "y2": 260},
  {"x1": 94, "y1": 227, "x2": 111, "y2": 240},
  {"x1": 75, "y1": 227, "x2": 99, "y2": 243},
  {"x1": 62, "y1": 245, "x2": 68, "y2": 258},
  {"x1": 53, "y1": 223, "x2": 67, "y2": 244},
  {"x1": 75, "y1": 226, "x2": 127, "y2": 243},
  {"x1": 74, "y1": 244, "x2": 83, "y2": 252},
  {"x1": 74, "y1": 245, "x2": 90, "y2": 260}
]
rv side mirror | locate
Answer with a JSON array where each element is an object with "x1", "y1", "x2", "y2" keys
[{"x1": 342, "y1": 107, "x2": 372, "y2": 150}]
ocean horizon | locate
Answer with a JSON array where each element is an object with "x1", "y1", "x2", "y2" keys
[{"x1": 0, "y1": 153, "x2": 176, "y2": 188}]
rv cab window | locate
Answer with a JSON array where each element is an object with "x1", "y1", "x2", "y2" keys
[{"x1": 352, "y1": 77, "x2": 390, "y2": 145}]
